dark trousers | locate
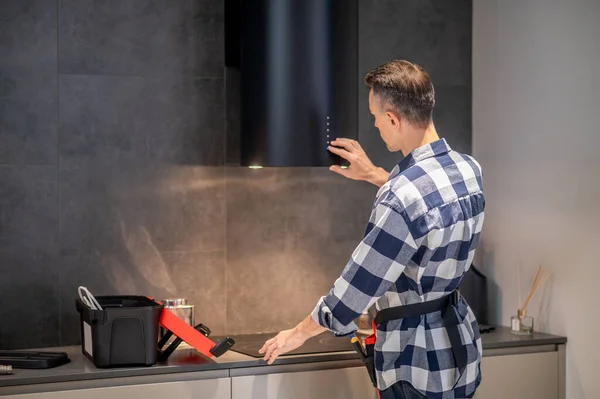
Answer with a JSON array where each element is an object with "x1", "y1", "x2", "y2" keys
[
  {"x1": 378, "y1": 381, "x2": 476, "y2": 399},
  {"x1": 378, "y1": 380, "x2": 428, "y2": 399}
]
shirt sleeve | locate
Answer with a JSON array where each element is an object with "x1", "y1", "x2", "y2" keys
[{"x1": 311, "y1": 201, "x2": 419, "y2": 336}]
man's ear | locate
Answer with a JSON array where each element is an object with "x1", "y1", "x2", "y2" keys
[{"x1": 386, "y1": 111, "x2": 401, "y2": 129}]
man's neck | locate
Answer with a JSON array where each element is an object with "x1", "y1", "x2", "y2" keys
[{"x1": 400, "y1": 123, "x2": 440, "y2": 156}]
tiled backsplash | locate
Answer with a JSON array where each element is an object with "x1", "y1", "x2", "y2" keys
[{"x1": 0, "y1": 0, "x2": 472, "y2": 349}]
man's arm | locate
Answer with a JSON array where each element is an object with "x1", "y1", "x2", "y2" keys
[
  {"x1": 260, "y1": 202, "x2": 419, "y2": 364},
  {"x1": 326, "y1": 138, "x2": 389, "y2": 188}
]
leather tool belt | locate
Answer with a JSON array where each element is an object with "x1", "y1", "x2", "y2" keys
[{"x1": 354, "y1": 290, "x2": 467, "y2": 392}]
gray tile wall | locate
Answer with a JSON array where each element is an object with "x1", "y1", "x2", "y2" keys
[
  {"x1": 0, "y1": 0, "x2": 471, "y2": 349},
  {"x1": 359, "y1": 0, "x2": 472, "y2": 171}
]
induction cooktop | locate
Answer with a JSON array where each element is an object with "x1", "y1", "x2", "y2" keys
[{"x1": 217, "y1": 331, "x2": 354, "y2": 358}]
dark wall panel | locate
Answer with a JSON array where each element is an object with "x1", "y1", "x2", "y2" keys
[{"x1": 0, "y1": 0, "x2": 472, "y2": 349}]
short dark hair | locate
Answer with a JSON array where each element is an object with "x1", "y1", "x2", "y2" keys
[{"x1": 364, "y1": 60, "x2": 435, "y2": 129}]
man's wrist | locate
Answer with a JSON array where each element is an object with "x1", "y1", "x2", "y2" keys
[
  {"x1": 367, "y1": 167, "x2": 388, "y2": 187},
  {"x1": 294, "y1": 314, "x2": 327, "y2": 342},
  {"x1": 292, "y1": 325, "x2": 311, "y2": 343}
]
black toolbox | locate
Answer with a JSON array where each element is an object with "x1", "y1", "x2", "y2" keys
[{"x1": 75, "y1": 295, "x2": 163, "y2": 368}]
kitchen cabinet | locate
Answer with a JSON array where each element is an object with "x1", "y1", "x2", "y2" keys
[
  {"x1": 474, "y1": 345, "x2": 565, "y2": 399},
  {"x1": 0, "y1": 378, "x2": 231, "y2": 399},
  {"x1": 229, "y1": 346, "x2": 565, "y2": 399},
  {"x1": 231, "y1": 366, "x2": 377, "y2": 399},
  {"x1": 0, "y1": 329, "x2": 566, "y2": 399},
  {"x1": 0, "y1": 351, "x2": 565, "y2": 399}
]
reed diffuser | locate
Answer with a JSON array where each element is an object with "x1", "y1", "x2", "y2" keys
[{"x1": 511, "y1": 264, "x2": 550, "y2": 335}]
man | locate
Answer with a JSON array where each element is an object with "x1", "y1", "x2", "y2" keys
[{"x1": 259, "y1": 60, "x2": 485, "y2": 399}]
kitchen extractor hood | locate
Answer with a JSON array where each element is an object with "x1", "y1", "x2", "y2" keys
[{"x1": 226, "y1": 0, "x2": 358, "y2": 167}]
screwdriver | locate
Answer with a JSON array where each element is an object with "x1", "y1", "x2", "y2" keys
[{"x1": 350, "y1": 333, "x2": 365, "y2": 358}]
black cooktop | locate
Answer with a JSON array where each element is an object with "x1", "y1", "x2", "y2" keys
[{"x1": 217, "y1": 331, "x2": 354, "y2": 358}]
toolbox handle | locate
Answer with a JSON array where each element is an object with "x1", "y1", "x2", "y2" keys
[
  {"x1": 75, "y1": 298, "x2": 107, "y2": 324},
  {"x1": 210, "y1": 337, "x2": 235, "y2": 357}
]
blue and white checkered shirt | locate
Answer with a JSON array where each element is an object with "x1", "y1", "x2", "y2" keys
[{"x1": 312, "y1": 138, "x2": 485, "y2": 398}]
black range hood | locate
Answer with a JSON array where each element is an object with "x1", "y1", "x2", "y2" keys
[{"x1": 226, "y1": 0, "x2": 358, "y2": 167}]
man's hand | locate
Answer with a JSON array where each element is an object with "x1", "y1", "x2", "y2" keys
[
  {"x1": 327, "y1": 138, "x2": 389, "y2": 187},
  {"x1": 258, "y1": 328, "x2": 308, "y2": 365},
  {"x1": 259, "y1": 315, "x2": 327, "y2": 364}
]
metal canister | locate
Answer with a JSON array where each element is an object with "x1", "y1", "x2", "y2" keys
[{"x1": 160, "y1": 298, "x2": 195, "y2": 343}]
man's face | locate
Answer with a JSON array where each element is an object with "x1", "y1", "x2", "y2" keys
[{"x1": 368, "y1": 89, "x2": 402, "y2": 152}]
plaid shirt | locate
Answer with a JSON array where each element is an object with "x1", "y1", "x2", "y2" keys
[{"x1": 312, "y1": 138, "x2": 485, "y2": 398}]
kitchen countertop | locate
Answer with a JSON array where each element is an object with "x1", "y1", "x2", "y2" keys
[{"x1": 0, "y1": 326, "x2": 566, "y2": 390}]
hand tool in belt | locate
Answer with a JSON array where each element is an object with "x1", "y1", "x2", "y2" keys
[{"x1": 361, "y1": 290, "x2": 468, "y2": 389}]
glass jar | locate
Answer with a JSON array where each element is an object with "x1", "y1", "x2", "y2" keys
[{"x1": 511, "y1": 309, "x2": 534, "y2": 335}]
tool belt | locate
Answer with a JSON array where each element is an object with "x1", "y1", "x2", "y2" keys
[{"x1": 353, "y1": 290, "x2": 467, "y2": 390}]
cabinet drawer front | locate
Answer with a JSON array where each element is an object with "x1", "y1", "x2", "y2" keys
[
  {"x1": 232, "y1": 366, "x2": 377, "y2": 399},
  {"x1": 1, "y1": 378, "x2": 231, "y2": 399},
  {"x1": 475, "y1": 352, "x2": 558, "y2": 399}
]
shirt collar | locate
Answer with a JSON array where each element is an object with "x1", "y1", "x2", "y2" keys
[{"x1": 388, "y1": 138, "x2": 452, "y2": 180}]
